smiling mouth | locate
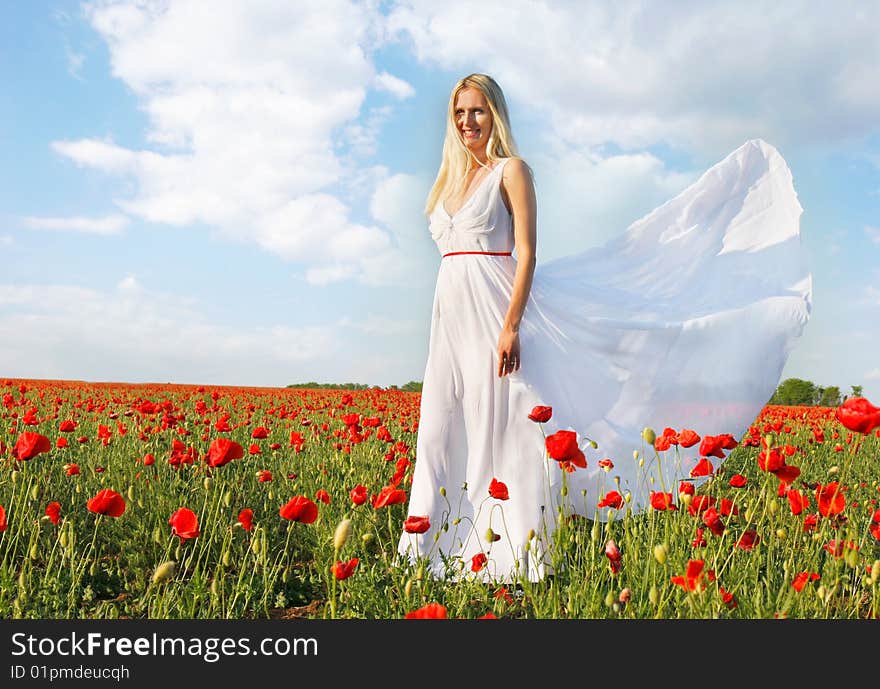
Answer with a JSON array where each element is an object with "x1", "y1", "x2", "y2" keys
[{"x1": 463, "y1": 129, "x2": 480, "y2": 139}]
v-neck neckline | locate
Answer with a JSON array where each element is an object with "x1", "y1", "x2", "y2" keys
[{"x1": 442, "y1": 160, "x2": 504, "y2": 219}]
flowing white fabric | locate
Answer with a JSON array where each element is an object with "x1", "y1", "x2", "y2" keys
[{"x1": 397, "y1": 139, "x2": 812, "y2": 582}]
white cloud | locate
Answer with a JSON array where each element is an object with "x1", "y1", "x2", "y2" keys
[
  {"x1": 374, "y1": 71, "x2": 415, "y2": 99},
  {"x1": 0, "y1": 280, "x2": 420, "y2": 386},
  {"x1": 0, "y1": 235, "x2": 13, "y2": 246},
  {"x1": 65, "y1": 47, "x2": 86, "y2": 80},
  {"x1": 865, "y1": 225, "x2": 880, "y2": 244},
  {"x1": 866, "y1": 368, "x2": 880, "y2": 381},
  {"x1": 22, "y1": 213, "x2": 129, "y2": 235},
  {"x1": 53, "y1": 0, "x2": 403, "y2": 284},
  {"x1": 387, "y1": 1, "x2": 880, "y2": 155}
]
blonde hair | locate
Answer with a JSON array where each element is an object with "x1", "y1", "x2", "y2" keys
[{"x1": 425, "y1": 74, "x2": 520, "y2": 215}]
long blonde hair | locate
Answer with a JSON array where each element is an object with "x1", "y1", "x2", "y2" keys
[{"x1": 425, "y1": 74, "x2": 520, "y2": 215}]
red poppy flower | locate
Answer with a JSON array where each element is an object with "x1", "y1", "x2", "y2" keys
[
  {"x1": 870, "y1": 509, "x2": 880, "y2": 541},
  {"x1": 405, "y1": 603, "x2": 447, "y2": 619},
  {"x1": 13, "y1": 432, "x2": 51, "y2": 461},
  {"x1": 605, "y1": 539, "x2": 622, "y2": 573},
  {"x1": 59, "y1": 419, "x2": 76, "y2": 432},
  {"x1": 206, "y1": 438, "x2": 244, "y2": 468},
  {"x1": 64, "y1": 463, "x2": 80, "y2": 476},
  {"x1": 678, "y1": 429, "x2": 701, "y2": 448},
  {"x1": 471, "y1": 553, "x2": 488, "y2": 572},
  {"x1": 371, "y1": 486, "x2": 407, "y2": 509},
  {"x1": 545, "y1": 430, "x2": 587, "y2": 469},
  {"x1": 758, "y1": 447, "x2": 785, "y2": 472},
  {"x1": 256, "y1": 470, "x2": 272, "y2": 483},
  {"x1": 729, "y1": 474, "x2": 748, "y2": 488},
  {"x1": 835, "y1": 397, "x2": 880, "y2": 434},
  {"x1": 649, "y1": 492, "x2": 677, "y2": 511},
  {"x1": 661, "y1": 427, "x2": 680, "y2": 444},
  {"x1": 816, "y1": 482, "x2": 846, "y2": 518},
  {"x1": 279, "y1": 496, "x2": 319, "y2": 523},
  {"x1": 823, "y1": 539, "x2": 858, "y2": 558},
  {"x1": 691, "y1": 527, "x2": 707, "y2": 548},
  {"x1": 671, "y1": 559, "x2": 712, "y2": 592},
  {"x1": 701, "y1": 507, "x2": 725, "y2": 536},
  {"x1": 56, "y1": 437, "x2": 68, "y2": 448},
  {"x1": 597, "y1": 490, "x2": 624, "y2": 509},
  {"x1": 736, "y1": 529, "x2": 760, "y2": 551},
  {"x1": 331, "y1": 558, "x2": 359, "y2": 581},
  {"x1": 143, "y1": 453, "x2": 155, "y2": 466},
  {"x1": 315, "y1": 489, "x2": 330, "y2": 505},
  {"x1": 803, "y1": 513, "x2": 819, "y2": 531},
  {"x1": 787, "y1": 490, "x2": 809, "y2": 515},
  {"x1": 690, "y1": 458, "x2": 714, "y2": 477},
  {"x1": 0, "y1": 504, "x2": 6, "y2": 531},
  {"x1": 403, "y1": 515, "x2": 431, "y2": 534},
  {"x1": 528, "y1": 405, "x2": 553, "y2": 422},
  {"x1": 772, "y1": 464, "x2": 801, "y2": 484},
  {"x1": 654, "y1": 435, "x2": 672, "y2": 452},
  {"x1": 718, "y1": 498, "x2": 739, "y2": 516},
  {"x1": 350, "y1": 485, "x2": 368, "y2": 506},
  {"x1": 687, "y1": 495, "x2": 716, "y2": 515},
  {"x1": 86, "y1": 489, "x2": 126, "y2": 517},
  {"x1": 45, "y1": 501, "x2": 61, "y2": 525},
  {"x1": 792, "y1": 571, "x2": 820, "y2": 592},
  {"x1": 251, "y1": 426, "x2": 269, "y2": 439},
  {"x1": 719, "y1": 587, "x2": 737, "y2": 609},
  {"x1": 488, "y1": 478, "x2": 509, "y2": 501},
  {"x1": 598, "y1": 458, "x2": 614, "y2": 470},
  {"x1": 679, "y1": 481, "x2": 695, "y2": 496},
  {"x1": 248, "y1": 443, "x2": 261, "y2": 456},
  {"x1": 169, "y1": 507, "x2": 200, "y2": 541},
  {"x1": 699, "y1": 433, "x2": 737, "y2": 459},
  {"x1": 238, "y1": 508, "x2": 254, "y2": 531},
  {"x1": 477, "y1": 612, "x2": 497, "y2": 619}
]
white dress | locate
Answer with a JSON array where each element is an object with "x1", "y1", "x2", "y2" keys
[{"x1": 397, "y1": 138, "x2": 812, "y2": 583}]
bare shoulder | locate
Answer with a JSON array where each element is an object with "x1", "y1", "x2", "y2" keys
[{"x1": 502, "y1": 156, "x2": 532, "y2": 180}]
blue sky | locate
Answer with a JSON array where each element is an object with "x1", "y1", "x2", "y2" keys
[{"x1": 1, "y1": 1, "x2": 879, "y2": 402}]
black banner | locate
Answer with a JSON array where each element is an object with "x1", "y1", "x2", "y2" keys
[{"x1": 0, "y1": 618, "x2": 873, "y2": 682}]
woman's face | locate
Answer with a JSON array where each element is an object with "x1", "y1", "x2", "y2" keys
[{"x1": 454, "y1": 86, "x2": 493, "y2": 156}]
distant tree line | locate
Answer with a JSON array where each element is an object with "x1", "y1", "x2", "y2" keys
[
  {"x1": 769, "y1": 378, "x2": 863, "y2": 406},
  {"x1": 286, "y1": 380, "x2": 423, "y2": 392}
]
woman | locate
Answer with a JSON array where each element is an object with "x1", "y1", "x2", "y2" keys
[{"x1": 397, "y1": 74, "x2": 812, "y2": 584}]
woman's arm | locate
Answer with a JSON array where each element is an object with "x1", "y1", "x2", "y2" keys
[{"x1": 497, "y1": 157, "x2": 537, "y2": 378}]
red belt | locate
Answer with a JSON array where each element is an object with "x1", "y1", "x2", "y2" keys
[{"x1": 442, "y1": 251, "x2": 512, "y2": 258}]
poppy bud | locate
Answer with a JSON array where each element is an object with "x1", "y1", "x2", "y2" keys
[
  {"x1": 612, "y1": 602, "x2": 621, "y2": 614},
  {"x1": 649, "y1": 584, "x2": 659, "y2": 606},
  {"x1": 776, "y1": 528, "x2": 786, "y2": 539},
  {"x1": 152, "y1": 526, "x2": 163, "y2": 544},
  {"x1": 590, "y1": 440, "x2": 598, "y2": 449},
  {"x1": 251, "y1": 534, "x2": 262, "y2": 555},
  {"x1": 527, "y1": 529, "x2": 536, "y2": 541},
  {"x1": 561, "y1": 484, "x2": 568, "y2": 497},
  {"x1": 203, "y1": 477, "x2": 213, "y2": 491},
  {"x1": 223, "y1": 490, "x2": 232, "y2": 507},
  {"x1": 211, "y1": 578, "x2": 220, "y2": 596},
  {"x1": 222, "y1": 550, "x2": 232, "y2": 566},
  {"x1": 361, "y1": 532, "x2": 374, "y2": 546},
  {"x1": 404, "y1": 579, "x2": 413, "y2": 597},
  {"x1": 768, "y1": 500, "x2": 778, "y2": 514},
  {"x1": 30, "y1": 484, "x2": 40, "y2": 501},
  {"x1": 152, "y1": 560, "x2": 177, "y2": 584},
  {"x1": 12, "y1": 470, "x2": 19, "y2": 484},
  {"x1": 591, "y1": 522, "x2": 600, "y2": 542},
  {"x1": 333, "y1": 518, "x2": 352, "y2": 551},
  {"x1": 415, "y1": 565, "x2": 424, "y2": 581},
  {"x1": 452, "y1": 518, "x2": 461, "y2": 525},
  {"x1": 871, "y1": 560, "x2": 880, "y2": 584},
  {"x1": 89, "y1": 561, "x2": 98, "y2": 576},
  {"x1": 439, "y1": 486, "x2": 446, "y2": 497},
  {"x1": 763, "y1": 434, "x2": 774, "y2": 448},
  {"x1": 828, "y1": 466, "x2": 839, "y2": 475},
  {"x1": 845, "y1": 549, "x2": 859, "y2": 568},
  {"x1": 624, "y1": 492, "x2": 632, "y2": 503},
  {"x1": 679, "y1": 493, "x2": 692, "y2": 506},
  {"x1": 29, "y1": 544, "x2": 38, "y2": 560},
  {"x1": 642, "y1": 427, "x2": 656, "y2": 445},
  {"x1": 127, "y1": 485, "x2": 136, "y2": 502},
  {"x1": 632, "y1": 450, "x2": 639, "y2": 461},
  {"x1": 485, "y1": 528, "x2": 498, "y2": 543},
  {"x1": 604, "y1": 590, "x2": 615, "y2": 607},
  {"x1": 653, "y1": 544, "x2": 668, "y2": 565},
  {"x1": 59, "y1": 526, "x2": 70, "y2": 549}
]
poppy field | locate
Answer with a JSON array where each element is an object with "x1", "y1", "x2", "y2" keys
[{"x1": 1, "y1": 378, "x2": 879, "y2": 619}]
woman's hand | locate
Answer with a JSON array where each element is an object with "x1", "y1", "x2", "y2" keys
[{"x1": 497, "y1": 326, "x2": 521, "y2": 377}]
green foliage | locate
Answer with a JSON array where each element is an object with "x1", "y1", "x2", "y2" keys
[{"x1": 770, "y1": 378, "x2": 856, "y2": 406}]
